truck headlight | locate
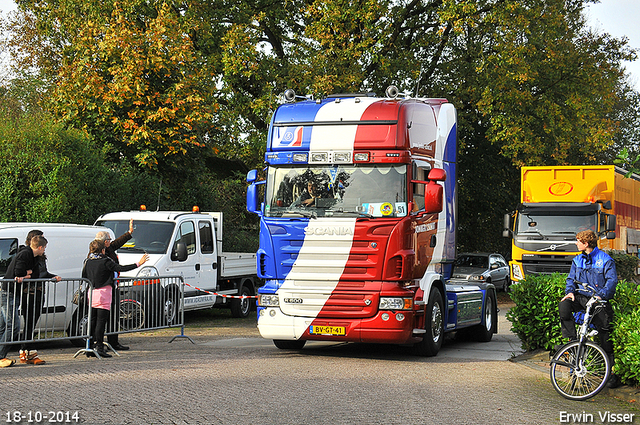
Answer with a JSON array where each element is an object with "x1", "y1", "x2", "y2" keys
[
  {"x1": 259, "y1": 294, "x2": 280, "y2": 307},
  {"x1": 511, "y1": 264, "x2": 524, "y2": 281},
  {"x1": 137, "y1": 266, "x2": 159, "y2": 277},
  {"x1": 379, "y1": 297, "x2": 413, "y2": 310}
]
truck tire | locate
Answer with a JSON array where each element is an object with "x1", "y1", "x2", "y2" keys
[
  {"x1": 413, "y1": 287, "x2": 444, "y2": 357},
  {"x1": 230, "y1": 285, "x2": 252, "y2": 318},
  {"x1": 474, "y1": 289, "x2": 497, "y2": 342},
  {"x1": 273, "y1": 339, "x2": 306, "y2": 350},
  {"x1": 162, "y1": 285, "x2": 180, "y2": 325}
]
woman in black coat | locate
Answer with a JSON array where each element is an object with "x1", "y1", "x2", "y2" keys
[{"x1": 82, "y1": 239, "x2": 148, "y2": 357}]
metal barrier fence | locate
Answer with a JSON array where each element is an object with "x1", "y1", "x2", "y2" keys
[{"x1": 0, "y1": 276, "x2": 186, "y2": 359}]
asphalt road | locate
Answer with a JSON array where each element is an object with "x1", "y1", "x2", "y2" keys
[{"x1": 1, "y1": 302, "x2": 638, "y2": 425}]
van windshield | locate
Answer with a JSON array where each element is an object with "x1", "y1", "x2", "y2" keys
[
  {"x1": 0, "y1": 238, "x2": 18, "y2": 276},
  {"x1": 96, "y1": 220, "x2": 176, "y2": 254}
]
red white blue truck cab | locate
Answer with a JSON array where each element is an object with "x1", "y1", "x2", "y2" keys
[{"x1": 246, "y1": 88, "x2": 497, "y2": 356}]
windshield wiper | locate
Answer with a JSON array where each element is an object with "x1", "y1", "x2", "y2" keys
[
  {"x1": 520, "y1": 230, "x2": 544, "y2": 239},
  {"x1": 328, "y1": 210, "x2": 375, "y2": 218},
  {"x1": 282, "y1": 210, "x2": 317, "y2": 219},
  {"x1": 118, "y1": 246, "x2": 146, "y2": 253}
]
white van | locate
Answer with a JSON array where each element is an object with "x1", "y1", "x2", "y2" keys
[{"x1": 0, "y1": 223, "x2": 113, "y2": 334}]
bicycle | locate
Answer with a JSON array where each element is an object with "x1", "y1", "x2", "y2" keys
[{"x1": 549, "y1": 295, "x2": 611, "y2": 401}]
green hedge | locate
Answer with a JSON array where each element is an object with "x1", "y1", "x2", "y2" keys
[
  {"x1": 608, "y1": 251, "x2": 639, "y2": 282},
  {"x1": 506, "y1": 274, "x2": 640, "y2": 386},
  {"x1": 505, "y1": 273, "x2": 565, "y2": 352}
]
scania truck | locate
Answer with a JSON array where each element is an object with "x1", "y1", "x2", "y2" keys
[
  {"x1": 246, "y1": 88, "x2": 497, "y2": 356},
  {"x1": 503, "y1": 165, "x2": 640, "y2": 282}
]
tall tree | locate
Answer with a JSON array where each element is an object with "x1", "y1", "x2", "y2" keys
[{"x1": 5, "y1": 0, "x2": 636, "y2": 253}]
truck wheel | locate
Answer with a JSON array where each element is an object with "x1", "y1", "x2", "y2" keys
[
  {"x1": 230, "y1": 285, "x2": 252, "y2": 318},
  {"x1": 162, "y1": 285, "x2": 180, "y2": 325},
  {"x1": 413, "y1": 287, "x2": 444, "y2": 357},
  {"x1": 273, "y1": 339, "x2": 306, "y2": 350},
  {"x1": 474, "y1": 289, "x2": 497, "y2": 342}
]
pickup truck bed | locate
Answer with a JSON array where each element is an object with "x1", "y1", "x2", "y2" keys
[{"x1": 219, "y1": 252, "x2": 257, "y2": 278}]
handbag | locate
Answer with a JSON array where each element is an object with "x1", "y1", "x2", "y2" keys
[{"x1": 72, "y1": 285, "x2": 85, "y2": 305}]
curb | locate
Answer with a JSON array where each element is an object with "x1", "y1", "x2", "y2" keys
[{"x1": 511, "y1": 348, "x2": 640, "y2": 403}]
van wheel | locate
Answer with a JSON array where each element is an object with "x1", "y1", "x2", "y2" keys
[
  {"x1": 230, "y1": 285, "x2": 252, "y2": 318},
  {"x1": 162, "y1": 285, "x2": 180, "y2": 325},
  {"x1": 68, "y1": 309, "x2": 89, "y2": 347},
  {"x1": 413, "y1": 287, "x2": 444, "y2": 357}
]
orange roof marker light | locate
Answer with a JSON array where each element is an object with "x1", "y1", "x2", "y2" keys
[
  {"x1": 193, "y1": 206, "x2": 200, "y2": 213},
  {"x1": 140, "y1": 205, "x2": 147, "y2": 211}
]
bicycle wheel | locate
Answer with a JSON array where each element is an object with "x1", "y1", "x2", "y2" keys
[
  {"x1": 550, "y1": 341, "x2": 610, "y2": 401},
  {"x1": 119, "y1": 299, "x2": 145, "y2": 331}
]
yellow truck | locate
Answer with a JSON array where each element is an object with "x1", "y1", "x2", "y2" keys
[{"x1": 503, "y1": 165, "x2": 640, "y2": 282}]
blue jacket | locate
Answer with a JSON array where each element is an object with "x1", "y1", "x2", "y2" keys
[{"x1": 565, "y1": 247, "x2": 617, "y2": 300}]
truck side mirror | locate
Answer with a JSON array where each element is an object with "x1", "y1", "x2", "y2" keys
[
  {"x1": 424, "y1": 180, "x2": 443, "y2": 214},
  {"x1": 606, "y1": 213, "x2": 616, "y2": 232},
  {"x1": 606, "y1": 214, "x2": 616, "y2": 239},
  {"x1": 171, "y1": 241, "x2": 188, "y2": 262},
  {"x1": 503, "y1": 213, "x2": 512, "y2": 238},
  {"x1": 246, "y1": 169, "x2": 258, "y2": 183},
  {"x1": 246, "y1": 169, "x2": 264, "y2": 216}
]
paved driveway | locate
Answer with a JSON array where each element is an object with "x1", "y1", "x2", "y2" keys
[{"x1": 1, "y1": 302, "x2": 637, "y2": 425}]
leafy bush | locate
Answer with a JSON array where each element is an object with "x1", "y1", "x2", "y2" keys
[
  {"x1": 0, "y1": 111, "x2": 109, "y2": 224},
  {"x1": 612, "y1": 308, "x2": 640, "y2": 385},
  {"x1": 607, "y1": 251, "x2": 639, "y2": 282},
  {"x1": 505, "y1": 273, "x2": 565, "y2": 351},
  {"x1": 611, "y1": 280, "x2": 640, "y2": 385}
]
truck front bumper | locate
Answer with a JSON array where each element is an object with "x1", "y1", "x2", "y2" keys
[{"x1": 257, "y1": 306, "x2": 420, "y2": 344}]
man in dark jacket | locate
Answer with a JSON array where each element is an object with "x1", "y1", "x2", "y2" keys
[
  {"x1": 95, "y1": 219, "x2": 134, "y2": 351},
  {"x1": 0, "y1": 235, "x2": 47, "y2": 366}
]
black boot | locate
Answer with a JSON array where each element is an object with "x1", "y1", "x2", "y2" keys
[
  {"x1": 607, "y1": 354, "x2": 621, "y2": 388},
  {"x1": 95, "y1": 345, "x2": 112, "y2": 358}
]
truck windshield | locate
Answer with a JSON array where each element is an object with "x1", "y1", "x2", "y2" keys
[
  {"x1": 265, "y1": 164, "x2": 408, "y2": 218},
  {"x1": 515, "y1": 211, "x2": 596, "y2": 238},
  {"x1": 96, "y1": 220, "x2": 176, "y2": 254}
]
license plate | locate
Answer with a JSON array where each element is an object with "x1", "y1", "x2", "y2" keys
[{"x1": 309, "y1": 325, "x2": 346, "y2": 336}]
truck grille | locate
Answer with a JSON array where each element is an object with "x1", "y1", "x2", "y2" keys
[
  {"x1": 522, "y1": 254, "x2": 573, "y2": 275},
  {"x1": 278, "y1": 287, "x2": 379, "y2": 318}
]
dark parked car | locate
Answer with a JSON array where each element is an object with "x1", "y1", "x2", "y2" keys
[{"x1": 452, "y1": 253, "x2": 510, "y2": 291}]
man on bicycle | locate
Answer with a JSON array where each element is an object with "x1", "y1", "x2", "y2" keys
[{"x1": 559, "y1": 229, "x2": 620, "y2": 388}]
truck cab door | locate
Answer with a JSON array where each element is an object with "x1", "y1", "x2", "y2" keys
[
  {"x1": 171, "y1": 220, "x2": 199, "y2": 295},
  {"x1": 197, "y1": 219, "x2": 217, "y2": 290}
]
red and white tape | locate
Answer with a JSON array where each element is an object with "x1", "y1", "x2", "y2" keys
[{"x1": 182, "y1": 282, "x2": 258, "y2": 299}]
